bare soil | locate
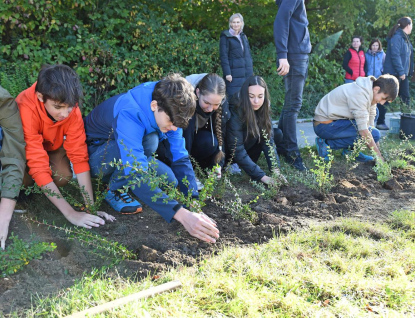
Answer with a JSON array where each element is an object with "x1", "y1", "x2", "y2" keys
[{"x1": 1, "y1": 161, "x2": 414, "y2": 314}]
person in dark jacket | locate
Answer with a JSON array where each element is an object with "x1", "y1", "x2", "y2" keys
[
  {"x1": 180, "y1": 73, "x2": 228, "y2": 176},
  {"x1": 84, "y1": 73, "x2": 219, "y2": 243},
  {"x1": 220, "y1": 13, "x2": 253, "y2": 97},
  {"x1": 365, "y1": 39, "x2": 388, "y2": 130},
  {"x1": 342, "y1": 35, "x2": 367, "y2": 84},
  {"x1": 274, "y1": 0, "x2": 311, "y2": 171},
  {"x1": 383, "y1": 17, "x2": 414, "y2": 106},
  {"x1": 0, "y1": 86, "x2": 26, "y2": 250},
  {"x1": 226, "y1": 76, "x2": 286, "y2": 185}
]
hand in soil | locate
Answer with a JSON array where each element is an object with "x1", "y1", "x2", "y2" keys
[
  {"x1": 97, "y1": 211, "x2": 116, "y2": 222},
  {"x1": 65, "y1": 210, "x2": 106, "y2": 229},
  {"x1": 173, "y1": 208, "x2": 219, "y2": 243}
]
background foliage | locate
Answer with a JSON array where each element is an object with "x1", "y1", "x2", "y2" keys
[{"x1": 0, "y1": 0, "x2": 414, "y2": 117}]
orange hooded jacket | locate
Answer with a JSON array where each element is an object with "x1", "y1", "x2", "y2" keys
[{"x1": 16, "y1": 83, "x2": 90, "y2": 186}]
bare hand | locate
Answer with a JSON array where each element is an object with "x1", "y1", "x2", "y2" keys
[
  {"x1": 277, "y1": 58, "x2": 290, "y2": 76},
  {"x1": 65, "y1": 209, "x2": 106, "y2": 229},
  {"x1": 0, "y1": 216, "x2": 11, "y2": 250},
  {"x1": 260, "y1": 175, "x2": 272, "y2": 185},
  {"x1": 0, "y1": 198, "x2": 16, "y2": 250},
  {"x1": 209, "y1": 166, "x2": 222, "y2": 180},
  {"x1": 174, "y1": 208, "x2": 219, "y2": 243},
  {"x1": 97, "y1": 211, "x2": 116, "y2": 222},
  {"x1": 400, "y1": 74, "x2": 406, "y2": 80},
  {"x1": 226, "y1": 75, "x2": 232, "y2": 82}
]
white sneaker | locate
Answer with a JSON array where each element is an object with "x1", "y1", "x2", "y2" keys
[{"x1": 195, "y1": 177, "x2": 204, "y2": 191}]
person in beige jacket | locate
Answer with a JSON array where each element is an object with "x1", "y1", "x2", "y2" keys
[
  {"x1": 313, "y1": 75, "x2": 398, "y2": 162},
  {"x1": 0, "y1": 85, "x2": 26, "y2": 250}
]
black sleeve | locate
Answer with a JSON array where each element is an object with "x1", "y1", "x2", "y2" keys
[
  {"x1": 342, "y1": 50, "x2": 353, "y2": 75},
  {"x1": 226, "y1": 109, "x2": 266, "y2": 181}
]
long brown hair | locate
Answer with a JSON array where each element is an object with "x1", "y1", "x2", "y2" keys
[
  {"x1": 197, "y1": 73, "x2": 226, "y2": 163},
  {"x1": 387, "y1": 17, "x2": 412, "y2": 39},
  {"x1": 236, "y1": 76, "x2": 272, "y2": 141}
]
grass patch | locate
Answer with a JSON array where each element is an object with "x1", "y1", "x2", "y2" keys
[{"x1": 16, "y1": 211, "x2": 415, "y2": 317}]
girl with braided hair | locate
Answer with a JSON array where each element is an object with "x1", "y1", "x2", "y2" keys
[
  {"x1": 181, "y1": 73, "x2": 230, "y2": 179},
  {"x1": 226, "y1": 75, "x2": 286, "y2": 185}
]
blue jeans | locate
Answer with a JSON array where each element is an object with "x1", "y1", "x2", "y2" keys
[
  {"x1": 278, "y1": 57, "x2": 309, "y2": 154},
  {"x1": 88, "y1": 132, "x2": 176, "y2": 187},
  {"x1": 399, "y1": 77, "x2": 410, "y2": 105},
  {"x1": 314, "y1": 119, "x2": 381, "y2": 150}
]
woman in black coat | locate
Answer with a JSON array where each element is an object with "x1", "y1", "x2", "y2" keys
[
  {"x1": 226, "y1": 76, "x2": 286, "y2": 185},
  {"x1": 220, "y1": 13, "x2": 254, "y2": 97}
]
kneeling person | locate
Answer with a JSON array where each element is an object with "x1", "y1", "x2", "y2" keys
[
  {"x1": 313, "y1": 75, "x2": 398, "y2": 162},
  {"x1": 84, "y1": 73, "x2": 219, "y2": 243}
]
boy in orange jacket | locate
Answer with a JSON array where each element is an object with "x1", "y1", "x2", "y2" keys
[{"x1": 16, "y1": 64, "x2": 115, "y2": 228}]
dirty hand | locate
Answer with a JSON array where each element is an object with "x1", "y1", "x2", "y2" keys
[
  {"x1": 273, "y1": 168, "x2": 288, "y2": 184},
  {"x1": 97, "y1": 211, "x2": 116, "y2": 222},
  {"x1": 174, "y1": 208, "x2": 219, "y2": 243},
  {"x1": 226, "y1": 75, "x2": 232, "y2": 82},
  {"x1": 277, "y1": 58, "x2": 290, "y2": 76}
]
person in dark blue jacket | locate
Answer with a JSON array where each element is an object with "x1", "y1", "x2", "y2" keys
[
  {"x1": 84, "y1": 73, "x2": 219, "y2": 243},
  {"x1": 365, "y1": 39, "x2": 388, "y2": 130},
  {"x1": 226, "y1": 76, "x2": 286, "y2": 185},
  {"x1": 383, "y1": 17, "x2": 414, "y2": 106},
  {"x1": 274, "y1": 0, "x2": 311, "y2": 171},
  {"x1": 219, "y1": 13, "x2": 253, "y2": 97}
]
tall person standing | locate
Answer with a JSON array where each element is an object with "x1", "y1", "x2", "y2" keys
[
  {"x1": 274, "y1": 0, "x2": 311, "y2": 171},
  {"x1": 383, "y1": 17, "x2": 414, "y2": 106}
]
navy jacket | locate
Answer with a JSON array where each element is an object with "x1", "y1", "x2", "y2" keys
[
  {"x1": 274, "y1": 0, "x2": 311, "y2": 60},
  {"x1": 226, "y1": 96, "x2": 277, "y2": 182},
  {"x1": 84, "y1": 82, "x2": 198, "y2": 223},
  {"x1": 383, "y1": 28, "x2": 414, "y2": 77},
  {"x1": 219, "y1": 30, "x2": 253, "y2": 96}
]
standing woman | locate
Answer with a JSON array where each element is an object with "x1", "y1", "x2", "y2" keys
[
  {"x1": 226, "y1": 76, "x2": 286, "y2": 185},
  {"x1": 383, "y1": 17, "x2": 414, "y2": 106},
  {"x1": 366, "y1": 39, "x2": 388, "y2": 130},
  {"x1": 219, "y1": 13, "x2": 253, "y2": 97},
  {"x1": 342, "y1": 35, "x2": 366, "y2": 83}
]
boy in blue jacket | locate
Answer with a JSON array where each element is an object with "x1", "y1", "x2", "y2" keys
[{"x1": 84, "y1": 73, "x2": 219, "y2": 243}]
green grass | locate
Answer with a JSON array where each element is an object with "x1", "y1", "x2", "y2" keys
[{"x1": 15, "y1": 211, "x2": 415, "y2": 317}]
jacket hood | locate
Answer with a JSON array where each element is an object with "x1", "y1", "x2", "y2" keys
[
  {"x1": 17, "y1": 83, "x2": 76, "y2": 127},
  {"x1": 355, "y1": 76, "x2": 375, "y2": 103}
]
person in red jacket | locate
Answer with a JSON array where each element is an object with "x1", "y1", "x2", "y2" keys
[
  {"x1": 342, "y1": 35, "x2": 367, "y2": 83},
  {"x1": 16, "y1": 64, "x2": 115, "y2": 229}
]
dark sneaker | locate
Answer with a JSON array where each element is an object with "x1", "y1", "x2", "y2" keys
[
  {"x1": 315, "y1": 137, "x2": 330, "y2": 162},
  {"x1": 284, "y1": 152, "x2": 307, "y2": 171},
  {"x1": 342, "y1": 150, "x2": 374, "y2": 162},
  {"x1": 376, "y1": 123, "x2": 389, "y2": 130},
  {"x1": 105, "y1": 190, "x2": 142, "y2": 214}
]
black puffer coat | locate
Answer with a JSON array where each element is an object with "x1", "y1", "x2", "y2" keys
[
  {"x1": 226, "y1": 99, "x2": 277, "y2": 182},
  {"x1": 219, "y1": 30, "x2": 253, "y2": 97}
]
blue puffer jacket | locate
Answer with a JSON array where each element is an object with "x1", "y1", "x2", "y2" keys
[
  {"x1": 383, "y1": 28, "x2": 414, "y2": 77},
  {"x1": 85, "y1": 82, "x2": 198, "y2": 223},
  {"x1": 365, "y1": 49, "x2": 385, "y2": 78},
  {"x1": 219, "y1": 30, "x2": 253, "y2": 96}
]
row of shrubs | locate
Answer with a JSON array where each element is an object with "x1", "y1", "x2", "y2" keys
[{"x1": 0, "y1": 0, "x2": 345, "y2": 117}]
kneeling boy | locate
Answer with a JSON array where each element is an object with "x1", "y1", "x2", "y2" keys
[
  {"x1": 16, "y1": 65, "x2": 115, "y2": 229},
  {"x1": 313, "y1": 75, "x2": 399, "y2": 161},
  {"x1": 84, "y1": 73, "x2": 219, "y2": 243}
]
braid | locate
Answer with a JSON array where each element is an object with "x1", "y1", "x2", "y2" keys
[{"x1": 213, "y1": 106, "x2": 225, "y2": 164}]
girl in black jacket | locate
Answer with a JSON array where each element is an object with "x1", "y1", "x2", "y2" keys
[
  {"x1": 220, "y1": 13, "x2": 253, "y2": 97},
  {"x1": 226, "y1": 76, "x2": 286, "y2": 185}
]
